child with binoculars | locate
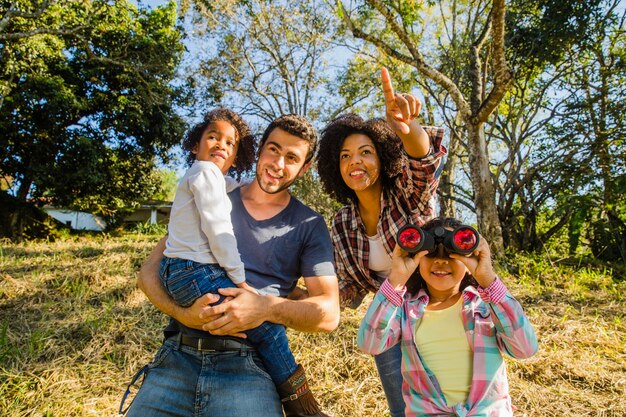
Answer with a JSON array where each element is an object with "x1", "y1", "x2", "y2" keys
[{"x1": 357, "y1": 217, "x2": 538, "y2": 417}]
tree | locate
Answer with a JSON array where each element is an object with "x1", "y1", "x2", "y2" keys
[
  {"x1": 183, "y1": 0, "x2": 350, "y2": 126},
  {"x1": 338, "y1": 0, "x2": 513, "y2": 255},
  {"x1": 546, "y1": 1, "x2": 626, "y2": 260},
  {"x1": 151, "y1": 168, "x2": 179, "y2": 202},
  {"x1": 0, "y1": 0, "x2": 188, "y2": 238},
  {"x1": 337, "y1": 0, "x2": 604, "y2": 256},
  {"x1": 490, "y1": 68, "x2": 577, "y2": 251},
  {"x1": 182, "y1": 0, "x2": 351, "y2": 216}
]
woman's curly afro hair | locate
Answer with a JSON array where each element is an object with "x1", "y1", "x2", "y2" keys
[
  {"x1": 316, "y1": 114, "x2": 405, "y2": 205},
  {"x1": 405, "y1": 217, "x2": 479, "y2": 295},
  {"x1": 182, "y1": 108, "x2": 257, "y2": 180}
]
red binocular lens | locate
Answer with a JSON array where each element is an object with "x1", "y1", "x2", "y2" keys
[{"x1": 396, "y1": 223, "x2": 479, "y2": 256}]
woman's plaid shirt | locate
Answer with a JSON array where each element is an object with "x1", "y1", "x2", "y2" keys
[{"x1": 331, "y1": 126, "x2": 447, "y2": 309}]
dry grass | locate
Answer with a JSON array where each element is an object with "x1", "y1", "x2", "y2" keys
[{"x1": 0, "y1": 235, "x2": 624, "y2": 416}]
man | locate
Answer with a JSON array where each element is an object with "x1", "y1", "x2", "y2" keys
[{"x1": 124, "y1": 115, "x2": 339, "y2": 417}]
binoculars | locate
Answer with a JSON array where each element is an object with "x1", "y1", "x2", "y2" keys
[{"x1": 396, "y1": 223, "x2": 480, "y2": 256}]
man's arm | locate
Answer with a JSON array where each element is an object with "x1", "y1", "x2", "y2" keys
[
  {"x1": 137, "y1": 236, "x2": 220, "y2": 331},
  {"x1": 199, "y1": 274, "x2": 340, "y2": 335},
  {"x1": 276, "y1": 274, "x2": 340, "y2": 332}
]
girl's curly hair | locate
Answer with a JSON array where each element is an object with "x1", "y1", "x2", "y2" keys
[
  {"x1": 316, "y1": 114, "x2": 405, "y2": 205},
  {"x1": 182, "y1": 108, "x2": 257, "y2": 180},
  {"x1": 405, "y1": 217, "x2": 479, "y2": 295}
]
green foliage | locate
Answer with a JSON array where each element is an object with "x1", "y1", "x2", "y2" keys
[
  {"x1": 186, "y1": 0, "x2": 344, "y2": 125},
  {"x1": 539, "y1": 2, "x2": 626, "y2": 261},
  {"x1": 291, "y1": 168, "x2": 343, "y2": 227},
  {"x1": 150, "y1": 169, "x2": 179, "y2": 202},
  {"x1": 506, "y1": 0, "x2": 603, "y2": 73},
  {"x1": 589, "y1": 216, "x2": 626, "y2": 263},
  {"x1": 567, "y1": 202, "x2": 590, "y2": 255},
  {"x1": 129, "y1": 221, "x2": 168, "y2": 236},
  {"x1": 0, "y1": 0, "x2": 189, "y2": 237}
]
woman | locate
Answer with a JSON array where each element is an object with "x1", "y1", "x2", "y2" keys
[{"x1": 316, "y1": 68, "x2": 447, "y2": 417}]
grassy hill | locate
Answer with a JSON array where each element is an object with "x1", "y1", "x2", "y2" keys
[{"x1": 0, "y1": 234, "x2": 624, "y2": 416}]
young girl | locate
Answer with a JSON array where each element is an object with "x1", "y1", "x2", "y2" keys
[
  {"x1": 161, "y1": 108, "x2": 328, "y2": 417},
  {"x1": 357, "y1": 217, "x2": 538, "y2": 416}
]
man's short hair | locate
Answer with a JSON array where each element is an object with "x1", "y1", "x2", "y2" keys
[{"x1": 259, "y1": 114, "x2": 319, "y2": 164}]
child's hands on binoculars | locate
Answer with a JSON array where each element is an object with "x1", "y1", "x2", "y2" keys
[
  {"x1": 389, "y1": 226, "x2": 497, "y2": 291},
  {"x1": 449, "y1": 238, "x2": 497, "y2": 289}
]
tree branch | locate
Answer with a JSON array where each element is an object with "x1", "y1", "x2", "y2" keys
[
  {"x1": 475, "y1": 0, "x2": 512, "y2": 123},
  {"x1": 338, "y1": 0, "x2": 471, "y2": 118}
]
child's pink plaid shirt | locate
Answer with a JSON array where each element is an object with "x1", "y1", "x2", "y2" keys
[{"x1": 358, "y1": 278, "x2": 538, "y2": 417}]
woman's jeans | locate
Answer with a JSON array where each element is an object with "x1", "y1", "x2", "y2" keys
[
  {"x1": 123, "y1": 338, "x2": 283, "y2": 417},
  {"x1": 374, "y1": 343, "x2": 406, "y2": 417},
  {"x1": 159, "y1": 257, "x2": 297, "y2": 385}
]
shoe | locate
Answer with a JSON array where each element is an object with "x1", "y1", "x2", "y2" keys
[{"x1": 277, "y1": 364, "x2": 331, "y2": 417}]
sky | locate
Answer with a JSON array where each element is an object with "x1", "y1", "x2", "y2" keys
[{"x1": 133, "y1": 0, "x2": 171, "y2": 8}]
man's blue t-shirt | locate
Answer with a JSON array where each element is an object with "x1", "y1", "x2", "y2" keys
[
  {"x1": 165, "y1": 186, "x2": 336, "y2": 338},
  {"x1": 229, "y1": 187, "x2": 335, "y2": 297}
]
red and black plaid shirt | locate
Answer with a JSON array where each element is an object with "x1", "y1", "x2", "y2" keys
[{"x1": 331, "y1": 127, "x2": 446, "y2": 309}]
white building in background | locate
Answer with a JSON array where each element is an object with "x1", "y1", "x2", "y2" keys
[
  {"x1": 43, "y1": 200, "x2": 172, "y2": 232},
  {"x1": 123, "y1": 200, "x2": 172, "y2": 226},
  {"x1": 43, "y1": 207, "x2": 106, "y2": 231}
]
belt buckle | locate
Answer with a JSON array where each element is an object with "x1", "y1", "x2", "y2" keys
[{"x1": 197, "y1": 339, "x2": 216, "y2": 352}]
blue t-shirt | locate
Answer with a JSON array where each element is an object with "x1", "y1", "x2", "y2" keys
[
  {"x1": 229, "y1": 187, "x2": 335, "y2": 297},
  {"x1": 165, "y1": 187, "x2": 336, "y2": 338}
]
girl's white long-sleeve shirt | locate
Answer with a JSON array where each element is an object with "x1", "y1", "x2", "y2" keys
[{"x1": 163, "y1": 160, "x2": 245, "y2": 284}]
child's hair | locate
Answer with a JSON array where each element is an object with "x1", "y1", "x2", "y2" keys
[
  {"x1": 182, "y1": 108, "x2": 257, "y2": 180},
  {"x1": 405, "y1": 217, "x2": 479, "y2": 295},
  {"x1": 259, "y1": 114, "x2": 319, "y2": 164},
  {"x1": 316, "y1": 114, "x2": 406, "y2": 205}
]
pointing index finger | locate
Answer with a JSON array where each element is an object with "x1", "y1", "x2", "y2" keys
[{"x1": 381, "y1": 67, "x2": 396, "y2": 105}]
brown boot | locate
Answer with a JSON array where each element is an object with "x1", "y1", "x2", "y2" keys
[{"x1": 277, "y1": 364, "x2": 330, "y2": 417}]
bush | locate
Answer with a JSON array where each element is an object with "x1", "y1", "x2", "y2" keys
[
  {"x1": 129, "y1": 222, "x2": 168, "y2": 236},
  {"x1": 589, "y1": 216, "x2": 626, "y2": 262}
]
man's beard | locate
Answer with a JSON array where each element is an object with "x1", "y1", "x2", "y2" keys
[{"x1": 255, "y1": 171, "x2": 296, "y2": 194}]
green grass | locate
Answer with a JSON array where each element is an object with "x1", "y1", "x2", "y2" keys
[{"x1": 0, "y1": 235, "x2": 625, "y2": 416}]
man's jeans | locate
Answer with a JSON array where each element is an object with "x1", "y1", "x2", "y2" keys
[
  {"x1": 123, "y1": 338, "x2": 283, "y2": 417},
  {"x1": 159, "y1": 257, "x2": 297, "y2": 385},
  {"x1": 374, "y1": 343, "x2": 406, "y2": 417}
]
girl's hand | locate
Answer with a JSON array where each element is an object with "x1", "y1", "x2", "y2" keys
[
  {"x1": 381, "y1": 67, "x2": 422, "y2": 136},
  {"x1": 236, "y1": 281, "x2": 258, "y2": 294},
  {"x1": 450, "y1": 236, "x2": 497, "y2": 288},
  {"x1": 388, "y1": 244, "x2": 428, "y2": 291}
]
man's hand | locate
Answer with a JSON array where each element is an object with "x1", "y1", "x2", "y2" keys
[
  {"x1": 199, "y1": 288, "x2": 270, "y2": 337},
  {"x1": 136, "y1": 236, "x2": 220, "y2": 331},
  {"x1": 176, "y1": 293, "x2": 221, "y2": 331},
  {"x1": 287, "y1": 286, "x2": 309, "y2": 300}
]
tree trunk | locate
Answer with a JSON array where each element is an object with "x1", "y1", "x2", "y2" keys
[
  {"x1": 466, "y1": 122, "x2": 505, "y2": 257},
  {"x1": 438, "y1": 131, "x2": 459, "y2": 218},
  {"x1": 8, "y1": 178, "x2": 32, "y2": 240}
]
